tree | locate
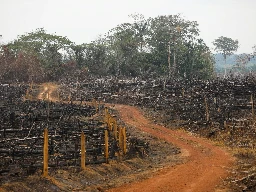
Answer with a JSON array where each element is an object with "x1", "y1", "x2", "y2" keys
[
  {"x1": 129, "y1": 13, "x2": 148, "y2": 52},
  {"x1": 0, "y1": 46, "x2": 43, "y2": 83},
  {"x1": 95, "y1": 14, "x2": 213, "y2": 79},
  {"x1": 213, "y1": 36, "x2": 239, "y2": 78},
  {"x1": 180, "y1": 39, "x2": 214, "y2": 80},
  {"x1": 213, "y1": 36, "x2": 239, "y2": 64},
  {"x1": 70, "y1": 44, "x2": 86, "y2": 68},
  {"x1": 82, "y1": 40, "x2": 110, "y2": 75},
  {"x1": 106, "y1": 23, "x2": 140, "y2": 76},
  {"x1": 147, "y1": 15, "x2": 211, "y2": 78},
  {"x1": 6, "y1": 28, "x2": 73, "y2": 81},
  {"x1": 2, "y1": 15, "x2": 215, "y2": 81}
]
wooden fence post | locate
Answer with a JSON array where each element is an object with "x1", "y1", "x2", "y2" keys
[
  {"x1": 113, "y1": 120, "x2": 118, "y2": 140},
  {"x1": 105, "y1": 130, "x2": 109, "y2": 163},
  {"x1": 109, "y1": 117, "x2": 114, "y2": 131},
  {"x1": 81, "y1": 132, "x2": 86, "y2": 170},
  {"x1": 107, "y1": 115, "x2": 111, "y2": 130},
  {"x1": 43, "y1": 128, "x2": 48, "y2": 177},
  {"x1": 118, "y1": 127, "x2": 123, "y2": 153},
  {"x1": 122, "y1": 127, "x2": 127, "y2": 155}
]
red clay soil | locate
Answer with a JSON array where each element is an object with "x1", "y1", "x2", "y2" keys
[{"x1": 107, "y1": 104, "x2": 235, "y2": 192}]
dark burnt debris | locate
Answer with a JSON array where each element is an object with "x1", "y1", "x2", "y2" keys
[
  {"x1": 64, "y1": 76, "x2": 256, "y2": 148},
  {"x1": 0, "y1": 85, "x2": 108, "y2": 179},
  {"x1": 0, "y1": 83, "x2": 151, "y2": 181},
  {"x1": 1, "y1": 76, "x2": 256, "y2": 188},
  {"x1": 62, "y1": 76, "x2": 256, "y2": 126},
  {"x1": 60, "y1": 75, "x2": 256, "y2": 148}
]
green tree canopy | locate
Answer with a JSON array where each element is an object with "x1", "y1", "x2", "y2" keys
[
  {"x1": 213, "y1": 36, "x2": 239, "y2": 61},
  {"x1": 146, "y1": 14, "x2": 212, "y2": 79},
  {"x1": 6, "y1": 28, "x2": 73, "y2": 80},
  {"x1": 103, "y1": 14, "x2": 213, "y2": 79},
  {"x1": 1, "y1": 14, "x2": 215, "y2": 82}
]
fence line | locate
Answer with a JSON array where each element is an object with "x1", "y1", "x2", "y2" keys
[{"x1": 41, "y1": 99, "x2": 127, "y2": 176}]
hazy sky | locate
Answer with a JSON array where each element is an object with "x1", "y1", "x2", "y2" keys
[{"x1": 1, "y1": 0, "x2": 256, "y2": 53}]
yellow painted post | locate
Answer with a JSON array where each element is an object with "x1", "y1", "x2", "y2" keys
[
  {"x1": 107, "y1": 115, "x2": 111, "y2": 130},
  {"x1": 118, "y1": 127, "x2": 123, "y2": 153},
  {"x1": 122, "y1": 127, "x2": 127, "y2": 155},
  {"x1": 109, "y1": 122, "x2": 113, "y2": 131},
  {"x1": 182, "y1": 88, "x2": 185, "y2": 97},
  {"x1": 109, "y1": 118, "x2": 114, "y2": 131},
  {"x1": 105, "y1": 130, "x2": 109, "y2": 163},
  {"x1": 43, "y1": 128, "x2": 48, "y2": 177},
  {"x1": 81, "y1": 132, "x2": 86, "y2": 170}
]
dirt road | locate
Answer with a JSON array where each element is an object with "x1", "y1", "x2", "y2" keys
[{"x1": 107, "y1": 104, "x2": 234, "y2": 192}]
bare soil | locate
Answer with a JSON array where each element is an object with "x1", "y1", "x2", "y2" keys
[{"x1": 107, "y1": 104, "x2": 235, "y2": 192}]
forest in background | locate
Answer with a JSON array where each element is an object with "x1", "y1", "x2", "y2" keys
[{"x1": 0, "y1": 13, "x2": 255, "y2": 83}]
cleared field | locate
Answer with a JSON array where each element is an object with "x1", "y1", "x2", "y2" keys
[{"x1": 1, "y1": 77, "x2": 256, "y2": 191}]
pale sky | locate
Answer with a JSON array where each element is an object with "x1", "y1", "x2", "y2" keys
[{"x1": 0, "y1": 0, "x2": 256, "y2": 53}]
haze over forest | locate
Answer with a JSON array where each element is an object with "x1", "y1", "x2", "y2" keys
[{"x1": 1, "y1": 1, "x2": 256, "y2": 82}]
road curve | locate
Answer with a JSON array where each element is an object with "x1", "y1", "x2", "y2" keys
[{"x1": 107, "y1": 104, "x2": 234, "y2": 192}]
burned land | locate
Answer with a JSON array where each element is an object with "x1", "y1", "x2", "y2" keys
[{"x1": 1, "y1": 76, "x2": 256, "y2": 191}]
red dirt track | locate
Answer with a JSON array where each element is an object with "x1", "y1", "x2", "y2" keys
[{"x1": 107, "y1": 104, "x2": 234, "y2": 192}]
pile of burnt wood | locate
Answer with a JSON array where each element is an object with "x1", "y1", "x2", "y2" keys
[
  {"x1": 0, "y1": 85, "x2": 120, "y2": 178},
  {"x1": 2, "y1": 76, "x2": 256, "y2": 178},
  {"x1": 0, "y1": 82, "x2": 151, "y2": 179}
]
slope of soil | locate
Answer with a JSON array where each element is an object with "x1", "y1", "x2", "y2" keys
[{"x1": 107, "y1": 104, "x2": 235, "y2": 192}]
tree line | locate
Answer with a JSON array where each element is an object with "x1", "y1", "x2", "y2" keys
[{"x1": 1, "y1": 13, "x2": 250, "y2": 83}]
